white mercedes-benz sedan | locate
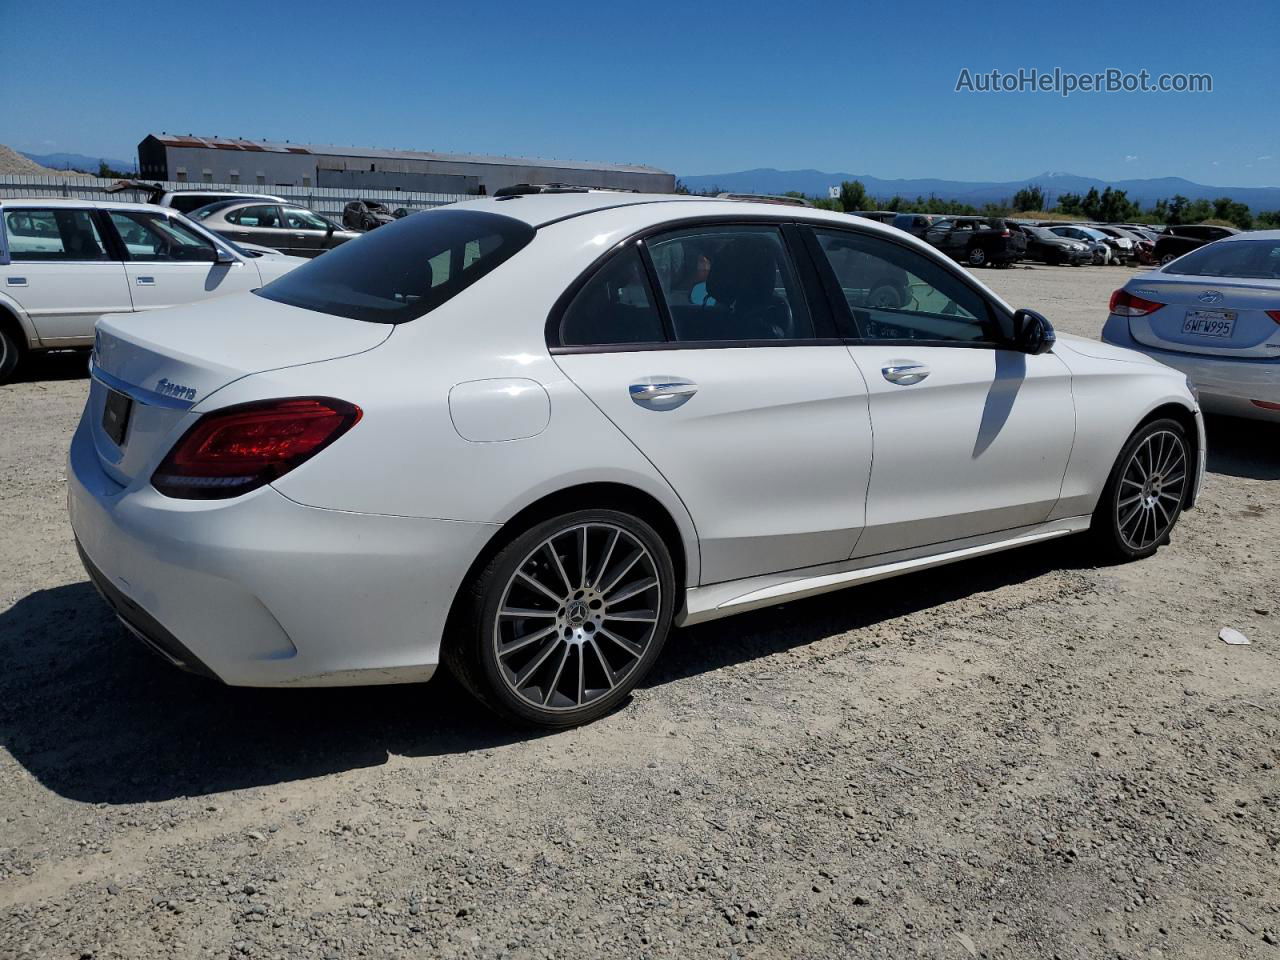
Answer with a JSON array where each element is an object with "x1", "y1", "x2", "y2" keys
[
  {"x1": 1102, "y1": 230, "x2": 1280, "y2": 421},
  {"x1": 68, "y1": 194, "x2": 1205, "y2": 726},
  {"x1": 0, "y1": 198, "x2": 305, "y2": 383}
]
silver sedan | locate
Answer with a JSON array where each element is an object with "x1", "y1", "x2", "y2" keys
[{"x1": 191, "y1": 200, "x2": 360, "y2": 258}]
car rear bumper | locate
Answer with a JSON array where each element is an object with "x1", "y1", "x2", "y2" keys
[
  {"x1": 67, "y1": 416, "x2": 498, "y2": 687},
  {"x1": 1101, "y1": 315, "x2": 1280, "y2": 420}
]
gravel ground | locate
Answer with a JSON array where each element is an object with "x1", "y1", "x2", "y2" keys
[{"x1": 1, "y1": 263, "x2": 1277, "y2": 960}]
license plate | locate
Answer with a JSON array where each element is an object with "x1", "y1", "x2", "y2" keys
[
  {"x1": 1182, "y1": 309, "x2": 1236, "y2": 339},
  {"x1": 102, "y1": 388, "x2": 133, "y2": 448}
]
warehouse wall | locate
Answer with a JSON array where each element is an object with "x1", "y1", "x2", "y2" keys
[
  {"x1": 315, "y1": 168, "x2": 479, "y2": 193},
  {"x1": 150, "y1": 145, "x2": 674, "y2": 194}
]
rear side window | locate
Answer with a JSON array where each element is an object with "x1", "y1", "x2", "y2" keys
[
  {"x1": 228, "y1": 205, "x2": 281, "y2": 228},
  {"x1": 257, "y1": 208, "x2": 535, "y2": 323},
  {"x1": 168, "y1": 195, "x2": 219, "y2": 214},
  {"x1": 4, "y1": 208, "x2": 110, "y2": 261},
  {"x1": 559, "y1": 246, "x2": 666, "y2": 346},
  {"x1": 646, "y1": 225, "x2": 815, "y2": 342}
]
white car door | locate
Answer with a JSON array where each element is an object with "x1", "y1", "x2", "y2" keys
[
  {"x1": 552, "y1": 223, "x2": 874, "y2": 585},
  {"x1": 1, "y1": 206, "x2": 131, "y2": 345},
  {"x1": 104, "y1": 210, "x2": 258, "y2": 311},
  {"x1": 803, "y1": 225, "x2": 1075, "y2": 556}
]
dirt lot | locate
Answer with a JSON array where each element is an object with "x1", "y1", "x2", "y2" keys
[{"x1": 1, "y1": 263, "x2": 1277, "y2": 960}]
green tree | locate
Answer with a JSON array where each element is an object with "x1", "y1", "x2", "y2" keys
[
  {"x1": 1211, "y1": 197, "x2": 1253, "y2": 229},
  {"x1": 1255, "y1": 210, "x2": 1280, "y2": 229},
  {"x1": 1011, "y1": 185, "x2": 1045, "y2": 212},
  {"x1": 1056, "y1": 192, "x2": 1083, "y2": 216},
  {"x1": 838, "y1": 180, "x2": 870, "y2": 213}
]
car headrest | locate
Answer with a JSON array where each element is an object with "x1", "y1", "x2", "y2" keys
[{"x1": 705, "y1": 238, "x2": 778, "y2": 307}]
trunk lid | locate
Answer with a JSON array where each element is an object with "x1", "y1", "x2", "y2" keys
[
  {"x1": 1124, "y1": 275, "x2": 1280, "y2": 358},
  {"x1": 89, "y1": 291, "x2": 391, "y2": 487}
]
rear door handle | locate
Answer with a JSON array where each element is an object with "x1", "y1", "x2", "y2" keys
[
  {"x1": 882, "y1": 361, "x2": 929, "y2": 385},
  {"x1": 135, "y1": 276, "x2": 155, "y2": 286},
  {"x1": 629, "y1": 379, "x2": 698, "y2": 410}
]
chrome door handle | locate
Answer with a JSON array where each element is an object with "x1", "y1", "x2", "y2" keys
[
  {"x1": 882, "y1": 362, "x2": 929, "y2": 385},
  {"x1": 629, "y1": 379, "x2": 698, "y2": 410}
]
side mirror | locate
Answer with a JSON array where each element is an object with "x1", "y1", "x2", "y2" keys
[
  {"x1": 1012, "y1": 308, "x2": 1055, "y2": 355},
  {"x1": 214, "y1": 246, "x2": 236, "y2": 264},
  {"x1": 325, "y1": 225, "x2": 334, "y2": 238}
]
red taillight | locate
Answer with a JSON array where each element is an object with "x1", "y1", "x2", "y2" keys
[
  {"x1": 1000, "y1": 229, "x2": 1011, "y2": 238},
  {"x1": 152, "y1": 397, "x2": 361, "y2": 500},
  {"x1": 1266, "y1": 310, "x2": 1280, "y2": 325},
  {"x1": 1109, "y1": 288, "x2": 1165, "y2": 317}
]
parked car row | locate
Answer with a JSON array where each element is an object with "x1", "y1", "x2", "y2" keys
[{"x1": 850, "y1": 209, "x2": 1240, "y2": 272}]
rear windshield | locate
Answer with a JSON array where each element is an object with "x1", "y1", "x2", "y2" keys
[
  {"x1": 1163, "y1": 239, "x2": 1280, "y2": 278},
  {"x1": 256, "y1": 208, "x2": 535, "y2": 323}
]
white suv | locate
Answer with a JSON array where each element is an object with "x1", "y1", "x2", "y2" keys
[{"x1": 0, "y1": 198, "x2": 305, "y2": 383}]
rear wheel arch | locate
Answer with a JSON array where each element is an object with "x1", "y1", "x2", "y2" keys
[{"x1": 443, "y1": 482, "x2": 693, "y2": 645}]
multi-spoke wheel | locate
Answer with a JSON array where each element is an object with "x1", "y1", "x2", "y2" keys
[
  {"x1": 1091, "y1": 419, "x2": 1190, "y2": 561},
  {"x1": 445, "y1": 509, "x2": 675, "y2": 727}
]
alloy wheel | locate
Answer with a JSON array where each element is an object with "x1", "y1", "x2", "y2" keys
[
  {"x1": 492, "y1": 522, "x2": 662, "y2": 712},
  {"x1": 1115, "y1": 429, "x2": 1187, "y2": 551}
]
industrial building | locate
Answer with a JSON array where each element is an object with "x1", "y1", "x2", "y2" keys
[{"x1": 136, "y1": 134, "x2": 674, "y2": 195}]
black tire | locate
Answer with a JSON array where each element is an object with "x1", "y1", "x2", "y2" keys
[
  {"x1": 966, "y1": 246, "x2": 988, "y2": 267},
  {"x1": 0, "y1": 322, "x2": 23, "y2": 385},
  {"x1": 444, "y1": 508, "x2": 677, "y2": 728},
  {"x1": 1088, "y1": 418, "x2": 1190, "y2": 562}
]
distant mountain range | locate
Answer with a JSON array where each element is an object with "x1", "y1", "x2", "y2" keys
[
  {"x1": 20, "y1": 151, "x2": 136, "y2": 174},
  {"x1": 680, "y1": 169, "x2": 1280, "y2": 211}
]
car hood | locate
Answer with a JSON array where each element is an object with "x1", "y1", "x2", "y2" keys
[
  {"x1": 253, "y1": 252, "x2": 309, "y2": 284},
  {"x1": 1054, "y1": 332, "x2": 1165, "y2": 367}
]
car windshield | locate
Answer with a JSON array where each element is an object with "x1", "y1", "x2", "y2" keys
[
  {"x1": 255, "y1": 208, "x2": 535, "y2": 323},
  {"x1": 1162, "y1": 239, "x2": 1280, "y2": 278}
]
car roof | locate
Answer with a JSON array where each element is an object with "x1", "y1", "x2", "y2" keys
[
  {"x1": 447, "y1": 193, "x2": 936, "y2": 232},
  {"x1": 1218, "y1": 229, "x2": 1280, "y2": 242},
  {"x1": 0, "y1": 196, "x2": 182, "y2": 213}
]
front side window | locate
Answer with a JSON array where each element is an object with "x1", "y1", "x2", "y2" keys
[
  {"x1": 227, "y1": 205, "x2": 281, "y2": 228},
  {"x1": 108, "y1": 212, "x2": 217, "y2": 262},
  {"x1": 558, "y1": 246, "x2": 666, "y2": 346},
  {"x1": 811, "y1": 228, "x2": 1005, "y2": 344},
  {"x1": 645, "y1": 225, "x2": 814, "y2": 342},
  {"x1": 4, "y1": 208, "x2": 109, "y2": 261},
  {"x1": 257, "y1": 208, "x2": 534, "y2": 324}
]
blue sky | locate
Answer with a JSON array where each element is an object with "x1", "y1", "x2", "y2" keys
[{"x1": 5, "y1": 0, "x2": 1278, "y2": 185}]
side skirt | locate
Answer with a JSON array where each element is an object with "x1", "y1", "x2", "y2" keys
[{"x1": 676, "y1": 516, "x2": 1091, "y2": 626}]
